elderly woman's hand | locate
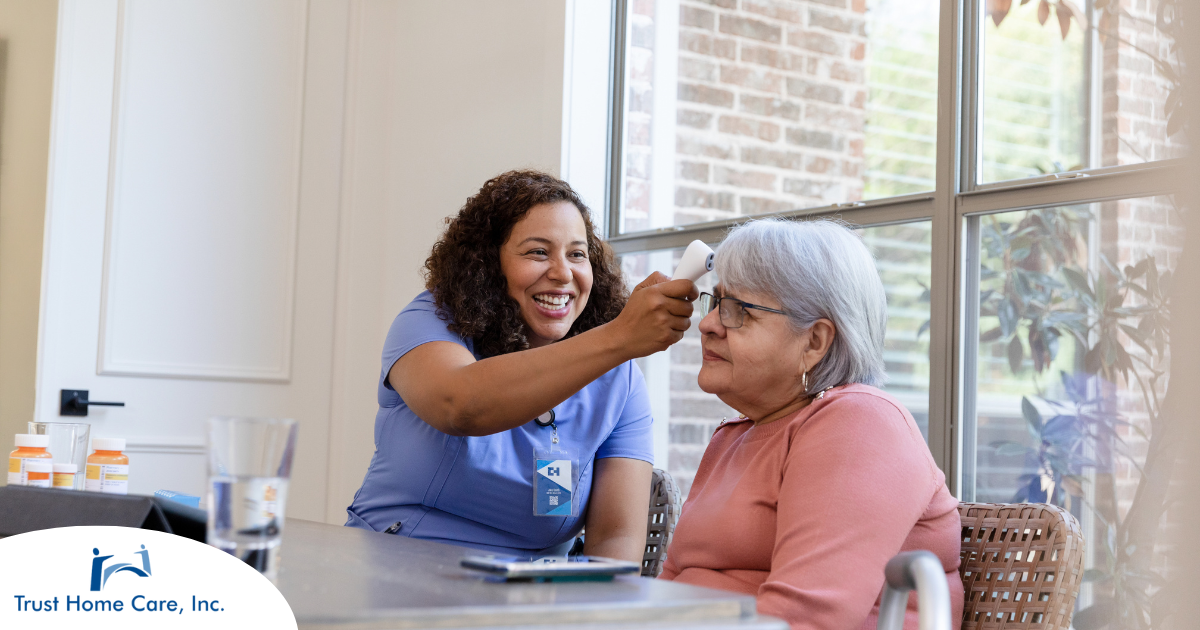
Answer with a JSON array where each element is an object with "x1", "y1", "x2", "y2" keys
[{"x1": 608, "y1": 272, "x2": 699, "y2": 358}]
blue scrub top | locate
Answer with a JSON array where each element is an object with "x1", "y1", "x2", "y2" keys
[{"x1": 345, "y1": 291, "x2": 655, "y2": 555}]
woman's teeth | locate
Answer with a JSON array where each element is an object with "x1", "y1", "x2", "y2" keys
[{"x1": 534, "y1": 294, "x2": 570, "y2": 309}]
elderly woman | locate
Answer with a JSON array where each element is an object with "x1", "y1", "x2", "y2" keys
[{"x1": 658, "y1": 219, "x2": 963, "y2": 630}]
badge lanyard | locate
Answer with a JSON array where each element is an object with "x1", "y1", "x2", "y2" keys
[{"x1": 533, "y1": 409, "x2": 577, "y2": 517}]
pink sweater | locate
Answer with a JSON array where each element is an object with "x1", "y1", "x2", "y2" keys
[{"x1": 659, "y1": 384, "x2": 963, "y2": 630}]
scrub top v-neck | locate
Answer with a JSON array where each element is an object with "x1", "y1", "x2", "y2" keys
[{"x1": 345, "y1": 291, "x2": 655, "y2": 556}]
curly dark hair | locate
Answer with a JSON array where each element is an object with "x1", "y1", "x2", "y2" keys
[{"x1": 423, "y1": 170, "x2": 627, "y2": 358}]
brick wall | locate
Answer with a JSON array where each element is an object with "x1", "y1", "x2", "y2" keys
[
  {"x1": 624, "y1": 0, "x2": 869, "y2": 233},
  {"x1": 1101, "y1": 0, "x2": 1186, "y2": 167}
]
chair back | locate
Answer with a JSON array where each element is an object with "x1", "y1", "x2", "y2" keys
[
  {"x1": 642, "y1": 468, "x2": 681, "y2": 577},
  {"x1": 958, "y1": 502, "x2": 1085, "y2": 630}
]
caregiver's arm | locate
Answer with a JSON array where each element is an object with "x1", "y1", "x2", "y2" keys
[
  {"x1": 390, "y1": 273, "x2": 697, "y2": 436},
  {"x1": 582, "y1": 457, "x2": 653, "y2": 563}
]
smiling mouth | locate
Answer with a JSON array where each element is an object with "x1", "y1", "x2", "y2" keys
[{"x1": 533, "y1": 293, "x2": 572, "y2": 312}]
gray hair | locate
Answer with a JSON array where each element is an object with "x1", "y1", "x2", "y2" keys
[{"x1": 714, "y1": 217, "x2": 888, "y2": 392}]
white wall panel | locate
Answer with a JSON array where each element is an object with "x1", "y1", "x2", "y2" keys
[{"x1": 98, "y1": 0, "x2": 308, "y2": 381}]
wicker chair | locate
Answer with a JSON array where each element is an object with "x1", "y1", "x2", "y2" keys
[
  {"x1": 957, "y1": 502, "x2": 1085, "y2": 630},
  {"x1": 642, "y1": 468, "x2": 682, "y2": 577}
]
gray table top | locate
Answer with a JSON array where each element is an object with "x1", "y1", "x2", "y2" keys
[{"x1": 276, "y1": 519, "x2": 787, "y2": 630}]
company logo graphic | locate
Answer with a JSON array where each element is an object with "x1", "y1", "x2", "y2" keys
[{"x1": 90, "y1": 544, "x2": 152, "y2": 591}]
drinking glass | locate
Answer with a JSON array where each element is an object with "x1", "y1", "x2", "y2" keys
[
  {"x1": 205, "y1": 417, "x2": 297, "y2": 579},
  {"x1": 27, "y1": 422, "x2": 91, "y2": 490}
]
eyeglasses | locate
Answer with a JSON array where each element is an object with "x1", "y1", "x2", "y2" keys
[{"x1": 697, "y1": 292, "x2": 787, "y2": 329}]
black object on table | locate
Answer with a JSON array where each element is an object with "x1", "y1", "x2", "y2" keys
[{"x1": 0, "y1": 485, "x2": 206, "y2": 541}]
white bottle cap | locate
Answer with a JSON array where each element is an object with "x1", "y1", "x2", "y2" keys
[
  {"x1": 25, "y1": 461, "x2": 53, "y2": 473},
  {"x1": 53, "y1": 463, "x2": 78, "y2": 474},
  {"x1": 92, "y1": 437, "x2": 126, "y2": 451},
  {"x1": 14, "y1": 434, "x2": 50, "y2": 448}
]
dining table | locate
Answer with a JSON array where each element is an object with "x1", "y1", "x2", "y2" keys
[{"x1": 275, "y1": 518, "x2": 788, "y2": 630}]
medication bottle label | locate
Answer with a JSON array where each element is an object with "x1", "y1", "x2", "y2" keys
[
  {"x1": 8, "y1": 457, "x2": 42, "y2": 485},
  {"x1": 85, "y1": 464, "x2": 129, "y2": 494},
  {"x1": 7, "y1": 457, "x2": 20, "y2": 485},
  {"x1": 53, "y1": 473, "x2": 75, "y2": 488},
  {"x1": 26, "y1": 476, "x2": 51, "y2": 488}
]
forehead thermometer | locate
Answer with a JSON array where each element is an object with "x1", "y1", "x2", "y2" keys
[{"x1": 671, "y1": 240, "x2": 715, "y2": 282}]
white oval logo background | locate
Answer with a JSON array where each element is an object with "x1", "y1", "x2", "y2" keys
[{"x1": 0, "y1": 526, "x2": 296, "y2": 629}]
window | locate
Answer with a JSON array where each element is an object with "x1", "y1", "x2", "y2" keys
[
  {"x1": 979, "y1": 0, "x2": 1185, "y2": 183},
  {"x1": 606, "y1": 0, "x2": 1184, "y2": 617},
  {"x1": 960, "y1": 196, "x2": 1182, "y2": 617},
  {"x1": 615, "y1": 0, "x2": 940, "y2": 234}
]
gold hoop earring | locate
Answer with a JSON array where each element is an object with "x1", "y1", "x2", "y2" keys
[{"x1": 801, "y1": 371, "x2": 809, "y2": 394}]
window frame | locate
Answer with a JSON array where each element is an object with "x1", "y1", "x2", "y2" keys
[{"x1": 602, "y1": 0, "x2": 1183, "y2": 496}]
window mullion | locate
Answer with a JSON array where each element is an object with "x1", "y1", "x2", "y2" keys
[
  {"x1": 928, "y1": 0, "x2": 967, "y2": 491},
  {"x1": 604, "y1": 0, "x2": 628, "y2": 240}
]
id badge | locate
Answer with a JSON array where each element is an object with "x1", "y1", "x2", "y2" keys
[{"x1": 533, "y1": 447, "x2": 577, "y2": 517}]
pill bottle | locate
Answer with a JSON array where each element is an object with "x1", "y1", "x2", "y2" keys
[
  {"x1": 25, "y1": 461, "x2": 52, "y2": 488},
  {"x1": 53, "y1": 463, "x2": 78, "y2": 489},
  {"x1": 9, "y1": 434, "x2": 53, "y2": 485},
  {"x1": 86, "y1": 438, "x2": 129, "y2": 494}
]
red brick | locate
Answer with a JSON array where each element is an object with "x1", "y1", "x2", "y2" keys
[
  {"x1": 678, "y1": 82, "x2": 735, "y2": 108},
  {"x1": 677, "y1": 108, "x2": 714, "y2": 129},
  {"x1": 719, "y1": 15, "x2": 783, "y2": 43},
  {"x1": 720, "y1": 64, "x2": 784, "y2": 93},
  {"x1": 677, "y1": 134, "x2": 735, "y2": 159},
  {"x1": 787, "y1": 78, "x2": 843, "y2": 104},
  {"x1": 625, "y1": 149, "x2": 651, "y2": 179},
  {"x1": 743, "y1": 0, "x2": 803, "y2": 23},
  {"x1": 678, "y1": 160, "x2": 711, "y2": 182},
  {"x1": 718, "y1": 114, "x2": 782, "y2": 141},
  {"x1": 680, "y1": 6, "x2": 715, "y2": 29},
  {"x1": 786, "y1": 127, "x2": 842, "y2": 150},
  {"x1": 679, "y1": 31, "x2": 738, "y2": 59},
  {"x1": 805, "y1": 104, "x2": 863, "y2": 130},
  {"x1": 628, "y1": 48, "x2": 653, "y2": 82},
  {"x1": 741, "y1": 43, "x2": 805, "y2": 71},
  {"x1": 783, "y1": 177, "x2": 839, "y2": 198},
  {"x1": 741, "y1": 146, "x2": 805, "y2": 170},
  {"x1": 628, "y1": 119, "x2": 651, "y2": 146},
  {"x1": 848, "y1": 137, "x2": 864, "y2": 158},
  {"x1": 625, "y1": 179, "x2": 650, "y2": 215},
  {"x1": 740, "y1": 94, "x2": 802, "y2": 121},
  {"x1": 676, "y1": 186, "x2": 735, "y2": 210},
  {"x1": 850, "y1": 41, "x2": 865, "y2": 60},
  {"x1": 851, "y1": 0, "x2": 866, "y2": 12},
  {"x1": 787, "y1": 29, "x2": 843, "y2": 55},
  {"x1": 850, "y1": 89, "x2": 866, "y2": 109},
  {"x1": 714, "y1": 166, "x2": 777, "y2": 191},
  {"x1": 830, "y1": 61, "x2": 864, "y2": 83},
  {"x1": 805, "y1": 155, "x2": 840, "y2": 175},
  {"x1": 680, "y1": 57, "x2": 719, "y2": 82},
  {"x1": 809, "y1": 8, "x2": 864, "y2": 35},
  {"x1": 740, "y1": 196, "x2": 798, "y2": 215}
]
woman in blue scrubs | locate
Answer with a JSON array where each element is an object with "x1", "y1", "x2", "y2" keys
[{"x1": 346, "y1": 170, "x2": 696, "y2": 561}]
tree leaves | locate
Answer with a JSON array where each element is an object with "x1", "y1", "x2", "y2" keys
[
  {"x1": 1037, "y1": 0, "x2": 1050, "y2": 24},
  {"x1": 990, "y1": 0, "x2": 1014, "y2": 26},
  {"x1": 1008, "y1": 335, "x2": 1025, "y2": 373}
]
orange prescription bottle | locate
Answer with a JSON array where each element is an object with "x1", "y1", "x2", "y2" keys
[
  {"x1": 86, "y1": 438, "x2": 129, "y2": 494},
  {"x1": 9, "y1": 434, "x2": 53, "y2": 485},
  {"x1": 53, "y1": 463, "x2": 78, "y2": 489},
  {"x1": 25, "y1": 461, "x2": 52, "y2": 488}
]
